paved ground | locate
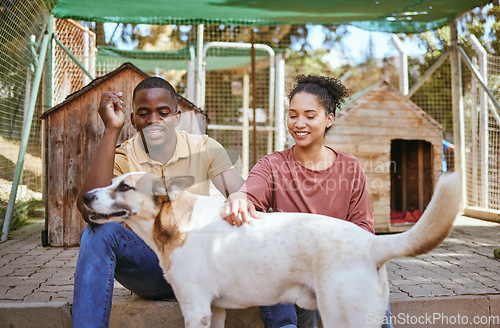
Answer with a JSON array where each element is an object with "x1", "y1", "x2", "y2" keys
[{"x1": 0, "y1": 215, "x2": 499, "y2": 327}]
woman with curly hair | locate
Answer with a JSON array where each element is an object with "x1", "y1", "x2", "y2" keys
[{"x1": 221, "y1": 75, "x2": 391, "y2": 328}]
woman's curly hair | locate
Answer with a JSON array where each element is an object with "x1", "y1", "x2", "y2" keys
[{"x1": 289, "y1": 75, "x2": 349, "y2": 119}]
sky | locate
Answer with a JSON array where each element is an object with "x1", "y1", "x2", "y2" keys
[
  {"x1": 106, "y1": 23, "x2": 427, "y2": 67},
  {"x1": 306, "y1": 24, "x2": 427, "y2": 66}
]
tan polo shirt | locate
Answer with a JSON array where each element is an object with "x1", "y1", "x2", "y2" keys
[{"x1": 114, "y1": 130, "x2": 233, "y2": 196}]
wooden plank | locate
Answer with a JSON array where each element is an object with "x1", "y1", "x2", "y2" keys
[
  {"x1": 418, "y1": 141, "x2": 424, "y2": 212},
  {"x1": 344, "y1": 105, "x2": 420, "y2": 118},
  {"x1": 332, "y1": 139, "x2": 440, "y2": 156},
  {"x1": 374, "y1": 214, "x2": 391, "y2": 232},
  {"x1": 370, "y1": 197, "x2": 391, "y2": 210},
  {"x1": 337, "y1": 117, "x2": 442, "y2": 131},
  {"x1": 331, "y1": 125, "x2": 441, "y2": 138},
  {"x1": 80, "y1": 91, "x2": 95, "y2": 235},
  {"x1": 358, "y1": 157, "x2": 391, "y2": 174},
  {"x1": 47, "y1": 112, "x2": 65, "y2": 246},
  {"x1": 328, "y1": 129, "x2": 442, "y2": 143},
  {"x1": 402, "y1": 141, "x2": 407, "y2": 213},
  {"x1": 326, "y1": 142, "x2": 391, "y2": 155},
  {"x1": 63, "y1": 101, "x2": 83, "y2": 246}
]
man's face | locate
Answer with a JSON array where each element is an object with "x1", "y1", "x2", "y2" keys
[{"x1": 132, "y1": 88, "x2": 179, "y2": 151}]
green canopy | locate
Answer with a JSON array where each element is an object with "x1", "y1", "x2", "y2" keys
[
  {"x1": 97, "y1": 46, "x2": 276, "y2": 71},
  {"x1": 52, "y1": 0, "x2": 486, "y2": 33}
]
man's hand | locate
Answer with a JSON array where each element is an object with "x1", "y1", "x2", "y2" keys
[
  {"x1": 220, "y1": 191, "x2": 259, "y2": 227},
  {"x1": 98, "y1": 91, "x2": 125, "y2": 131},
  {"x1": 77, "y1": 91, "x2": 125, "y2": 219}
]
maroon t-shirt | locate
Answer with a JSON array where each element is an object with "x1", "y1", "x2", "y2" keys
[{"x1": 242, "y1": 146, "x2": 374, "y2": 233}]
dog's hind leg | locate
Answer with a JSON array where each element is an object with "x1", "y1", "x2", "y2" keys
[
  {"x1": 316, "y1": 267, "x2": 387, "y2": 328},
  {"x1": 210, "y1": 305, "x2": 226, "y2": 328}
]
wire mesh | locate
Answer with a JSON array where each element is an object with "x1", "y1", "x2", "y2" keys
[
  {"x1": 460, "y1": 50, "x2": 500, "y2": 211},
  {"x1": 486, "y1": 53, "x2": 500, "y2": 210},
  {"x1": 0, "y1": 0, "x2": 55, "y2": 195},
  {"x1": 53, "y1": 19, "x2": 96, "y2": 105},
  {"x1": 409, "y1": 50, "x2": 500, "y2": 211},
  {"x1": 1, "y1": 7, "x2": 499, "y2": 214}
]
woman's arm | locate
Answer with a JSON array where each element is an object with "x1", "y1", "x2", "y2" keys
[{"x1": 219, "y1": 157, "x2": 274, "y2": 226}]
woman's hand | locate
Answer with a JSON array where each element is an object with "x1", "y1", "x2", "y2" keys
[{"x1": 220, "y1": 191, "x2": 259, "y2": 227}]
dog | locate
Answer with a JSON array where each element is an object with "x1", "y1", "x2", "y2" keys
[{"x1": 83, "y1": 171, "x2": 461, "y2": 328}]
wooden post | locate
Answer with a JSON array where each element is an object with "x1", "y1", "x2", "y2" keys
[{"x1": 449, "y1": 20, "x2": 467, "y2": 208}]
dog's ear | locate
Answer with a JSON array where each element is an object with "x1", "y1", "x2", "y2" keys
[{"x1": 163, "y1": 176, "x2": 196, "y2": 200}]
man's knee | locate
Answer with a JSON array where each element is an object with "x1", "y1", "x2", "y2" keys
[{"x1": 80, "y1": 222, "x2": 126, "y2": 247}]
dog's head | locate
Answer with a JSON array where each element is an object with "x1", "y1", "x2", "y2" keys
[{"x1": 82, "y1": 172, "x2": 195, "y2": 225}]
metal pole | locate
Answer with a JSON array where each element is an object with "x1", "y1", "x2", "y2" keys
[
  {"x1": 42, "y1": 16, "x2": 54, "y2": 238},
  {"x1": 391, "y1": 35, "x2": 408, "y2": 95},
  {"x1": 83, "y1": 31, "x2": 90, "y2": 85},
  {"x1": 196, "y1": 24, "x2": 204, "y2": 108},
  {"x1": 242, "y1": 72, "x2": 250, "y2": 177},
  {"x1": 266, "y1": 51, "x2": 275, "y2": 155},
  {"x1": 187, "y1": 60, "x2": 195, "y2": 103},
  {"x1": 2, "y1": 21, "x2": 53, "y2": 241},
  {"x1": 471, "y1": 57, "x2": 479, "y2": 204},
  {"x1": 449, "y1": 20, "x2": 467, "y2": 208},
  {"x1": 275, "y1": 52, "x2": 286, "y2": 151},
  {"x1": 251, "y1": 29, "x2": 257, "y2": 166},
  {"x1": 201, "y1": 41, "x2": 276, "y2": 158},
  {"x1": 53, "y1": 34, "x2": 94, "y2": 80},
  {"x1": 457, "y1": 46, "x2": 500, "y2": 122},
  {"x1": 408, "y1": 51, "x2": 449, "y2": 98},
  {"x1": 468, "y1": 35, "x2": 489, "y2": 208}
]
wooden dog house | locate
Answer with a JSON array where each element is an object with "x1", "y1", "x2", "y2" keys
[
  {"x1": 325, "y1": 81, "x2": 443, "y2": 233},
  {"x1": 41, "y1": 63, "x2": 207, "y2": 246}
]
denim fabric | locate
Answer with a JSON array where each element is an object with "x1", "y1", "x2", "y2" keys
[
  {"x1": 260, "y1": 303, "x2": 298, "y2": 328},
  {"x1": 296, "y1": 307, "x2": 320, "y2": 328},
  {"x1": 72, "y1": 222, "x2": 175, "y2": 328},
  {"x1": 382, "y1": 304, "x2": 394, "y2": 328},
  {"x1": 260, "y1": 303, "x2": 393, "y2": 328}
]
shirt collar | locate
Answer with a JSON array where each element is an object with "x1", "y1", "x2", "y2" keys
[{"x1": 132, "y1": 129, "x2": 189, "y2": 166}]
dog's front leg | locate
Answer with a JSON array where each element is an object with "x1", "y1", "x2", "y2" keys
[
  {"x1": 177, "y1": 299, "x2": 213, "y2": 328},
  {"x1": 210, "y1": 305, "x2": 226, "y2": 328}
]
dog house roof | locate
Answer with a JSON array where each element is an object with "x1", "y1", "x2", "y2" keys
[
  {"x1": 41, "y1": 62, "x2": 205, "y2": 120},
  {"x1": 336, "y1": 80, "x2": 442, "y2": 131}
]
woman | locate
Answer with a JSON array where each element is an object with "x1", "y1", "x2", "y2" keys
[{"x1": 221, "y1": 75, "x2": 391, "y2": 328}]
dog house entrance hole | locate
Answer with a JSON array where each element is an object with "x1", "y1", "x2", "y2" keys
[{"x1": 390, "y1": 139, "x2": 433, "y2": 224}]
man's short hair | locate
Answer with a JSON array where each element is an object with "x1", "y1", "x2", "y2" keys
[{"x1": 133, "y1": 77, "x2": 178, "y2": 107}]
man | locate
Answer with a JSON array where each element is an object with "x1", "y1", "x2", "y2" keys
[{"x1": 72, "y1": 77, "x2": 244, "y2": 327}]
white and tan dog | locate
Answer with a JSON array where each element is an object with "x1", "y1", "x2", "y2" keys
[{"x1": 83, "y1": 172, "x2": 461, "y2": 328}]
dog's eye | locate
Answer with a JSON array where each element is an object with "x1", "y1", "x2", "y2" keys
[{"x1": 117, "y1": 183, "x2": 133, "y2": 192}]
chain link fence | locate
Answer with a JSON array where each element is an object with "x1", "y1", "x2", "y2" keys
[
  {"x1": 53, "y1": 19, "x2": 96, "y2": 105},
  {"x1": 0, "y1": 0, "x2": 55, "y2": 197}
]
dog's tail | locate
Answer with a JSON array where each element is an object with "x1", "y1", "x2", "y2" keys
[{"x1": 372, "y1": 172, "x2": 462, "y2": 267}]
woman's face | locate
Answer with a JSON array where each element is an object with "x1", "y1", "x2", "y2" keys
[{"x1": 287, "y1": 92, "x2": 334, "y2": 149}]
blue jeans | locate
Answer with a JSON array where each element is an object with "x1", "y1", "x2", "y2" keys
[
  {"x1": 260, "y1": 303, "x2": 393, "y2": 328},
  {"x1": 72, "y1": 222, "x2": 175, "y2": 328}
]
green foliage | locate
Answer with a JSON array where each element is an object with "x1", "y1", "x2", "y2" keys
[
  {"x1": 287, "y1": 49, "x2": 342, "y2": 75},
  {"x1": 0, "y1": 199, "x2": 43, "y2": 233}
]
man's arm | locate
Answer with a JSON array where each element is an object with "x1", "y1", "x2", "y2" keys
[
  {"x1": 76, "y1": 91, "x2": 125, "y2": 221},
  {"x1": 211, "y1": 168, "x2": 244, "y2": 197}
]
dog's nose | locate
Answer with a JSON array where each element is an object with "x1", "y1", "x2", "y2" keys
[{"x1": 82, "y1": 192, "x2": 96, "y2": 205}]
